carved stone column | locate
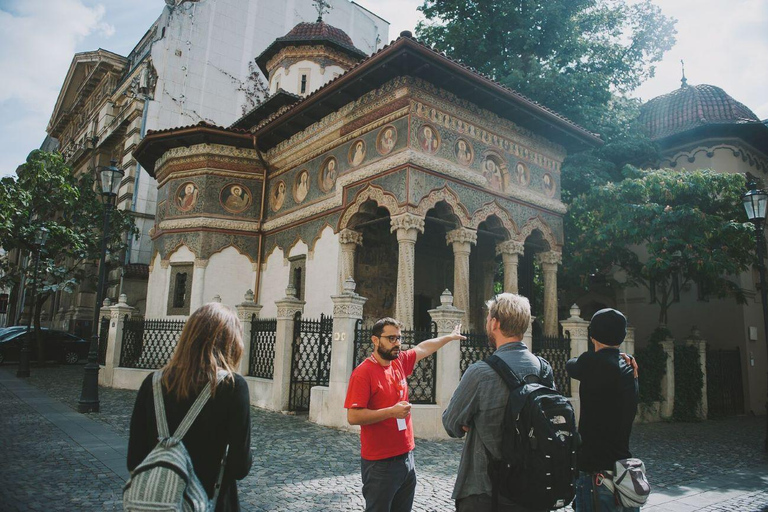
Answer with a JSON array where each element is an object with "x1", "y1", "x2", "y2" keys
[
  {"x1": 190, "y1": 258, "x2": 208, "y2": 312},
  {"x1": 390, "y1": 213, "x2": 424, "y2": 328},
  {"x1": 496, "y1": 240, "x2": 525, "y2": 293},
  {"x1": 100, "y1": 294, "x2": 135, "y2": 387},
  {"x1": 235, "y1": 289, "x2": 263, "y2": 376},
  {"x1": 337, "y1": 229, "x2": 363, "y2": 293},
  {"x1": 446, "y1": 228, "x2": 477, "y2": 327},
  {"x1": 428, "y1": 290, "x2": 465, "y2": 408},
  {"x1": 536, "y1": 251, "x2": 562, "y2": 336},
  {"x1": 560, "y1": 304, "x2": 589, "y2": 405}
]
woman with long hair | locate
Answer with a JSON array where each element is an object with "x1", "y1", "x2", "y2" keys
[{"x1": 127, "y1": 302, "x2": 253, "y2": 511}]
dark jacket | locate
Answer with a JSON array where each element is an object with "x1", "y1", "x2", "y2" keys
[{"x1": 127, "y1": 372, "x2": 252, "y2": 512}]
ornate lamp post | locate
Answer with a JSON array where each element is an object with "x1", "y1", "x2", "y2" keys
[
  {"x1": 741, "y1": 180, "x2": 768, "y2": 451},
  {"x1": 78, "y1": 161, "x2": 123, "y2": 413},
  {"x1": 16, "y1": 227, "x2": 49, "y2": 378}
]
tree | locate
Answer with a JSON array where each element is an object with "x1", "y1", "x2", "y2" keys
[
  {"x1": 563, "y1": 167, "x2": 754, "y2": 325},
  {"x1": 0, "y1": 150, "x2": 136, "y2": 361}
]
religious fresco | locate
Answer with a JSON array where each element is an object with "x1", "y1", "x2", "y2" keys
[
  {"x1": 454, "y1": 138, "x2": 474, "y2": 166},
  {"x1": 270, "y1": 180, "x2": 286, "y2": 212},
  {"x1": 294, "y1": 169, "x2": 310, "y2": 203},
  {"x1": 542, "y1": 172, "x2": 556, "y2": 197},
  {"x1": 175, "y1": 182, "x2": 199, "y2": 212},
  {"x1": 417, "y1": 123, "x2": 440, "y2": 154},
  {"x1": 514, "y1": 162, "x2": 530, "y2": 187},
  {"x1": 376, "y1": 125, "x2": 397, "y2": 155},
  {"x1": 319, "y1": 157, "x2": 338, "y2": 192},
  {"x1": 482, "y1": 155, "x2": 507, "y2": 192},
  {"x1": 220, "y1": 183, "x2": 252, "y2": 214},
  {"x1": 348, "y1": 139, "x2": 366, "y2": 166}
]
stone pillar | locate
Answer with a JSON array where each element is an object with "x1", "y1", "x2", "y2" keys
[
  {"x1": 536, "y1": 251, "x2": 562, "y2": 336},
  {"x1": 523, "y1": 316, "x2": 534, "y2": 347},
  {"x1": 429, "y1": 290, "x2": 466, "y2": 406},
  {"x1": 446, "y1": 228, "x2": 477, "y2": 327},
  {"x1": 496, "y1": 240, "x2": 525, "y2": 294},
  {"x1": 560, "y1": 304, "x2": 589, "y2": 400},
  {"x1": 272, "y1": 285, "x2": 305, "y2": 412},
  {"x1": 100, "y1": 294, "x2": 135, "y2": 387},
  {"x1": 660, "y1": 337, "x2": 676, "y2": 419},
  {"x1": 310, "y1": 277, "x2": 368, "y2": 428},
  {"x1": 624, "y1": 326, "x2": 636, "y2": 356},
  {"x1": 236, "y1": 289, "x2": 263, "y2": 376},
  {"x1": 686, "y1": 327, "x2": 708, "y2": 420},
  {"x1": 390, "y1": 213, "x2": 424, "y2": 328},
  {"x1": 337, "y1": 229, "x2": 363, "y2": 293},
  {"x1": 99, "y1": 298, "x2": 112, "y2": 328},
  {"x1": 190, "y1": 258, "x2": 208, "y2": 312}
]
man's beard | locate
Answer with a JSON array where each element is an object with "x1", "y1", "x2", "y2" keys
[
  {"x1": 486, "y1": 326, "x2": 496, "y2": 349},
  {"x1": 377, "y1": 344, "x2": 400, "y2": 361}
]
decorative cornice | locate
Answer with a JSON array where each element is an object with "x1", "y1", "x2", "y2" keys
[
  {"x1": 158, "y1": 217, "x2": 261, "y2": 233},
  {"x1": 446, "y1": 227, "x2": 478, "y2": 246},
  {"x1": 536, "y1": 251, "x2": 563, "y2": 266},
  {"x1": 155, "y1": 143, "x2": 261, "y2": 184},
  {"x1": 266, "y1": 46, "x2": 359, "y2": 76},
  {"x1": 338, "y1": 228, "x2": 363, "y2": 246},
  {"x1": 390, "y1": 213, "x2": 426, "y2": 234},
  {"x1": 496, "y1": 240, "x2": 525, "y2": 256}
]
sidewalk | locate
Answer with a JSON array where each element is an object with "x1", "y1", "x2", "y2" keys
[{"x1": 1, "y1": 365, "x2": 767, "y2": 511}]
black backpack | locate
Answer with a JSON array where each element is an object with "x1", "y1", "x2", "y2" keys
[{"x1": 485, "y1": 354, "x2": 579, "y2": 511}]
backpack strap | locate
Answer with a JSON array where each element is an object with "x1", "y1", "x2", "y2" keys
[
  {"x1": 152, "y1": 371, "x2": 170, "y2": 439},
  {"x1": 173, "y1": 371, "x2": 229, "y2": 440},
  {"x1": 484, "y1": 354, "x2": 526, "y2": 391}
]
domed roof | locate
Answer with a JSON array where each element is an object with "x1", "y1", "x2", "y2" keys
[{"x1": 640, "y1": 84, "x2": 762, "y2": 141}]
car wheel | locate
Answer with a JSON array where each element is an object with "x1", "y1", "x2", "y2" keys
[{"x1": 64, "y1": 351, "x2": 80, "y2": 365}]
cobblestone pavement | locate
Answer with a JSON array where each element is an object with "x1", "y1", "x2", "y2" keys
[{"x1": 2, "y1": 364, "x2": 767, "y2": 511}]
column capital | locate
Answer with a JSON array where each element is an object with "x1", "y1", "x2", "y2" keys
[
  {"x1": 536, "y1": 251, "x2": 562, "y2": 267},
  {"x1": 390, "y1": 213, "x2": 425, "y2": 240},
  {"x1": 445, "y1": 227, "x2": 478, "y2": 247},
  {"x1": 194, "y1": 258, "x2": 209, "y2": 268},
  {"x1": 338, "y1": 228, "x2": 363, "y2": 246},
  {"x1": 496, "y1": 240, "x2": 525, "y2": 256}
]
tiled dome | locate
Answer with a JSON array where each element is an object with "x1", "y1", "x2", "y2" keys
[
  {"x1": 640, "y1": 84, "x2": 761, "y2": 141},
  {"x1": 282, "y1": 21, "x2": 359, "y2": 52}
]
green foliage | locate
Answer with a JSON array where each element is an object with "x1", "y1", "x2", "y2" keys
[
  {"x1": 564, "y1": 167, "x2": 753, "y2": 325},
  {"x1": 673, "y1": 343, "x2": 703, "y2": 421},
  {"x1": 635, "y1": 331, "x2": 667, "y2": 405}
]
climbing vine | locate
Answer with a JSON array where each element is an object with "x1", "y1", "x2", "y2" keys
[
  {"x1": 673, "y1": 344, "x2": 703, "y2": 421},
  {"x1": 635, "y1": 327, "x2": 669, "y2": 405}
]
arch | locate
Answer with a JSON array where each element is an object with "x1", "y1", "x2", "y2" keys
[
  {"x1": 206, "y1": 243, "x2": 255, "y2": 264},
  {"x1": 165, "y1": 242, "x2": 198, "y2": 261},
  {"x1": 469, "y1": 201, "x2": 518, "y2": 238},
  {"x1": 338, "y1": 184, "x2": 401, "y2": 230},
  {"x1": 412, "y1": 186, "x2": 471, "y2": 227},
  {"x1": 307, "y1": 222, "x2": 336, "y2": 254},
  {"x1": 518, "y1": 216, "x2": 559, "y2": 251}
]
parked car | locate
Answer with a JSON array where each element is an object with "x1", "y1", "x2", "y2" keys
[{"x1": 0, "y1": 327, "x2": 90, "y2": 365}]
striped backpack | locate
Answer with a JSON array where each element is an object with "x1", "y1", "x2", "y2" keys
[{"x1": 123, "y1": 370, "x2": 227, "y2": 512}]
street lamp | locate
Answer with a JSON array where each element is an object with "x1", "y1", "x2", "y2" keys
[
  {"x1": 741, "y1": 180, "x2": 768, "y2": 451},
  {"x1": 78, "y1": 160, "x2": 123, "y2": 413},
  {"x1": 16, "y1": 226, "x2": 49, "y2": 378}
]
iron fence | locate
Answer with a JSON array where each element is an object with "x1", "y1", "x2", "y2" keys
[
  {"x1": 97, "y1": 316, "x2": 110, "y2": 366},
  {"x1": 707, "y1": 347, "x2": 744, "y2": 418},
  {"x1": 120, "y1": 317, "x2": 185, "y2": 369},
  {"x1": 532, "y1": 334, "x2": 571, "y2": 396},
  {"x1": 460, "y1": 331, "x2": 493, "y2": 376},
  {"x1": 353, "y1": 321, "x2": 438, "y2": 404},
  {"x1": 249, "y1": 316, "x2": 276, "y2": 379},
  {"x1": 288, "y1": 313, "x2": 333, "y2": 412}
]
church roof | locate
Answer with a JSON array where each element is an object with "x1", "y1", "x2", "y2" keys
[
  {"x1": 255, "y1": 21, "x2": 367, "y2": 76},
  {"x1": 230, "y1": 89, "x2": 302, "y2": 130}
]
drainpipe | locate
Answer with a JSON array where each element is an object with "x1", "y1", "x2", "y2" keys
[{"x1": 253, "y1": 134, "x2": 270, "y2": 304}]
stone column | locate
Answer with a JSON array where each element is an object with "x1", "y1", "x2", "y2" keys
[
  {"x1": 686, "y1": 327, "x2": 708, "y2": 420},
  {"x1": 446, "y1": 228, "x2": 477, "y2": 327},
  {"x1": 536, "y1": 251, "x2": 562, "y2": 336},
  {"x1": 660, "y1": 337, "x2": 676, "y2": 419},
  {"x1": 190, "y1": 258, "x2": 208, "y2": 312},
  {"x1": 390, "y1": 213, "x2": 424, "y2": 328},
  {"x1": 271, "y1": 285, "x2": 305, "y2": 412},
  {"x1": 310, "y1": 277, "x2": 368, "y2": 428},
  {"x1": 99, "y1": 298, "x2": 112, "y2": 331},
  {"x1": 624, "y1": 326, "x2": 636, "y2": 356},
  {"x1": 236, "y1": 289, "x2": 263, "y2": 376},
  {"x1": 429, "y1": 290, "x2": 466, "y2": 407},
  {"x1": 338, "y1": 229, "x2": 363, "y2": 293},
  {"x1": 100, "y1": 294, "x2": 135, "y2": 387},
  {"x1": 560, "y1": 304, "x2": 589, "y2": 401},
  {"x1": 496, "y1": 240, "x2": 525, "y2": 294}
]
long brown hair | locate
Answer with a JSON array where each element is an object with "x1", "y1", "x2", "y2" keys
[{"x1": 162, "y1": 302, "x2": 244, "y2": 400}]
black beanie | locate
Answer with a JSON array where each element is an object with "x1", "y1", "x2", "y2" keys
[{"x1": 589, "y1": 308, "x2": 627, "y2": 346}]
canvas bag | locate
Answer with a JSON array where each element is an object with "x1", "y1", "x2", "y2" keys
[
  {"x1": 123, "y1": 370, "x2": 228, "y2": 512},
  {"x1": 599, "y1": 458, "x2": 651, "y2": 508}
]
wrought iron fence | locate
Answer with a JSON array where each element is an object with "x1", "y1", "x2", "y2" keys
[
  {"x1": 532, "y1": 334, "x2": 571, "y2": 396},
  {"x1": 707, "y1": 347, "x2": 744, "y2": 418},
  {"x1": 288, "y1": 313, "x2": 333, "y2": 412},
  {"x1": 353, "y1": 321, "x2": 438, "y2": 404},
  {"x1": 249, "y1": 316, "x2": 276, "y2": 379},
  {"x1": 97, "y1": 316, "x2": 110, "y2": 366},
  {"x1": 460, "y1": 331, "x2": 492, "y2": 376},
  {"x1": 120, "y1": 317, "x2": 185, "y2": 369}
]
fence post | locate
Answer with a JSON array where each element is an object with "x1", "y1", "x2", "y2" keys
[
  {"x1": 624, "y1": 326, "x2": 636, "y2": 356},
  {"x1": 272, "y1": 285, "x2": 305, "y2": 412},
  {"x1": 686, "y1": 327, "x2": 708, "y2": 420},
  {"x1": 428, "y1": 290, "x2": 465, "y2": 408},
  {"x1": 236, "y1": 289, "x2": 263, "y2": 376},
  {"x1": 99, "y1": 298, "x2": 112, "y2": 327},
  {"x1": 660, "y1": 337, "x2": 676, "y2": 419},
  {"x1": 523, "y1": 315, "x2": 535, "y2": 347},
  {"x1": 310, "y1": 277, "x2": 367, "y2": 427},
  {"x1": 560, "y1": 305, "x2": 589, "y2": 421},
  {"x1": 100, "y1": 294, "x2": 135, "y2": 387}
]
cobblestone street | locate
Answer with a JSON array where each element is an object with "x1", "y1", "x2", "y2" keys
[{"x1": 1, "y1": 364, "x2": 767, "y2": 511}]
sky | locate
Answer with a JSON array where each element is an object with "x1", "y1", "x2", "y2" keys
[{"x1": 0, "y1": 0, "x2": 766, "y2": 178}]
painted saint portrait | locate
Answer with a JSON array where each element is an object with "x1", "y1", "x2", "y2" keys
[
  {"x1": 270, "y1": 180, "x2": 286, "y2": 212},
  {"x1": 294, "y1": 169, "x2": 310, "y2": 203},
  {"x1": 515, "y1": 162, "x2": 530, "y2": 187},
  {"x1": 543, "y1": 172, "x2": 556, "y2": 198},
  {"x1": 319, "y1": 157, "x2": 337, "y2": 192},
  {"x1": 454, "y1": 138, "x2": 473, "y2": 166},
  {"x1": 418, "y1": 124, "x2": 440, "y2": 154},
  {"x1": 483, "y1": 157, "x2": 504, "y2": 192},
  {"x1": 377, "y1": 125, "x2": 397, "y2": 155},
  {"x1": 175, "y1": 182, "x2": 199, "y2": 212},
  {"x1": 221, "y1": 183, "x2": 251, "y2": 213},
  {"x1": 348, "y1": 140, "x2": 366, "y2": 167}
]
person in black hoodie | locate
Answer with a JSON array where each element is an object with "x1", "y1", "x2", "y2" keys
[
  {"x1": 127, "y1": 302, "x2": 253, "y2": 511},
  {"x1": 566, "y1": 308, "x2": 639, "y2": 512}
]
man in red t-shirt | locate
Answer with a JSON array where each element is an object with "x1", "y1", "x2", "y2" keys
[{"x1": 345, "y1": 317, "x2": 465, "y2": 512}]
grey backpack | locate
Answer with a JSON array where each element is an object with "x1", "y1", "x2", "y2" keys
[{"x1": 123, "y1": 370, "x2": 228, "y2": 512}]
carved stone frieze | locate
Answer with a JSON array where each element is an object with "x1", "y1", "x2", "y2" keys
[
  {"x1": 262, "y1": 195, "x2": 340, "y2": 232},
  {"x1": 155, "y1": 143, "x2": 261, "y2": 184},
  {"x1": 333, "y1": 302, "x2": 365, "y2": 318},
  {"x1": 158, "y1": 217, "x2": 260, "y2": 232},
  {"x1": 266, "y1": 46, "x2": 359, "y2": 76}
]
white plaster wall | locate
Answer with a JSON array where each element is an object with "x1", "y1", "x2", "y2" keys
[
  {"x1": 304, "y1": 226, "x2": 339, "y2": 318},
  {"x1": 145, "y1": 252, "x2": 170, "y2": 317},
  {"x1": 203, "y1": 246, "x2": 257, "y2": 307},
  {"x1": 258, "y1": 246, "x2": 289, "y2": 318},
  {"x1": 269, "y1": 61, "x2": 346, "y2": 96}
]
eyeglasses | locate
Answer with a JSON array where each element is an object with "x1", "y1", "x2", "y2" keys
[{"x1": 378, "y1": 335, "x2": 402, "y2": 343}]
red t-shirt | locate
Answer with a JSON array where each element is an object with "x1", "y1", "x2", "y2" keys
[{"x1": 344, "y1": 349, "x2": 417, "y2": 460}]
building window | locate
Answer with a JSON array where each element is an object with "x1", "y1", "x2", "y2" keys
[
  {"x1": 300, "y1": 74, "x2": 308, "y2": 94},
  {"x1": 167, "y1": 264, "x2": 193, "y2": 315},
  {"x1": 289, "y1": 256, "x2": 306, "y2": 301}
]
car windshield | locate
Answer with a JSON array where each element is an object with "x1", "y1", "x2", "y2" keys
[{"x1": 0, "y1": 327, "x2": 26, "y2": 342}]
